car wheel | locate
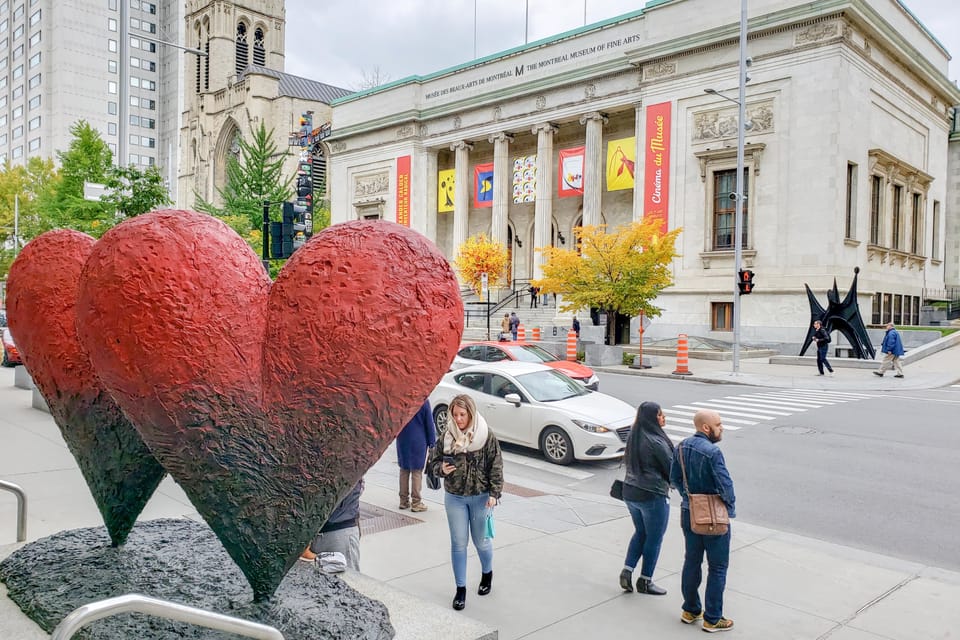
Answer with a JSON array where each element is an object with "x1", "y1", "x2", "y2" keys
[
  {"x1": 433, "y1": 404, "x2": 449, "y2": 439},
  {"x1": 540, "y1": 426, "x2": 574, "y2": 465}
]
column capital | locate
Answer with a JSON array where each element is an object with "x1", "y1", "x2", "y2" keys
[
  {"x1": 488, "y1": 132, "x2": 515, "y2": 145},
  {"x1": 579, "y1": 111, "x2": 609, "y2": 126},
  {"x1": 450, "y1": 140, "x2": 474, "y2": 152},
  {"x1": 531, "y1": 122, "x2": 559, "y2": 136}
]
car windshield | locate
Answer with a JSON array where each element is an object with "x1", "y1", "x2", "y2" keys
[
  {"x1": 505, "y1": 344, "x2": 557, "y2": 363},
  {"x1": 516, "y1": 369, "x2": 588, "y2": 402}
]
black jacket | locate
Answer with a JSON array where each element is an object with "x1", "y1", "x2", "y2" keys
[{"x1": 623, "y1": 402, "x2": 674, "y2": 500}]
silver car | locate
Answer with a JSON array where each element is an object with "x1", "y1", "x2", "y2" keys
[{"x1": 429, "y1": 362, "x2": 635, "y2": 465}]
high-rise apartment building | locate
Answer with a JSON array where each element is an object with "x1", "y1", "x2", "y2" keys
[{"x1": 0, "y1": 0, "x2": 184, "y2": 200}]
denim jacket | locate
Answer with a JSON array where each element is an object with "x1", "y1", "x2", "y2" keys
[{"x1": 669, "y1": 432, "x2": 736, "y2": 518}]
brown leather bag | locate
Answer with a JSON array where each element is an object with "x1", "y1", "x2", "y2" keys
[{"x1": 678, "y1": 444, "x2": 730, "y2": 536}]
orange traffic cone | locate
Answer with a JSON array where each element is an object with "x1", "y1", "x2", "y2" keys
[{"x1": 673, "y1": 333, "x2": 693, "y2": 376}]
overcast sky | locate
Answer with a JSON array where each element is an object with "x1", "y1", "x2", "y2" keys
[{"x1": 283, "y1": 0, "x2": 958, "y2": 92}]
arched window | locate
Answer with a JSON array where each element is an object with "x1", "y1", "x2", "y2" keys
[
  {"x1": 253, "y1": 27, "x2": 265, "y2": 66},
  {"x1": 235, "y1": 22, "x2": 248, "y2": 76}
]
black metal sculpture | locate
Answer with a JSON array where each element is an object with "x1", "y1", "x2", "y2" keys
[{"x1": 799, "y1": 267, "x2": 875, "y2": 360}]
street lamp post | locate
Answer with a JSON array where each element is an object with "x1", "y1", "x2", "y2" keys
[{"x1": 705, "y1": 0, "x2": 749, "y2": 375}]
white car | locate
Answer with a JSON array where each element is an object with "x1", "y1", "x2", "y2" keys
[{"x1": 429, "y1": 362, "x2": 635, "y2": 465}]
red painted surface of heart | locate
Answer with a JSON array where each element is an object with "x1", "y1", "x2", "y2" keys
[
  {"x1": 6, "y1": 230, "x2": 166, "y2": 546},
  {"x1": 75, "y1": 211, "x2": 463, "y2": 600}
]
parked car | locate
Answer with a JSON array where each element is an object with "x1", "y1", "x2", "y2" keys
[
  {"x1": 429, "y1": 362, "x2": 634, "y2": 465},
  {"x1": 451, "y1": 341, "x2": 600, "y2": 390},
  {"x1": 2, "y1": 328, "x2": 21, "y2": 367}
]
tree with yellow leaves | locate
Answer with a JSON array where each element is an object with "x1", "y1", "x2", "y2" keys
[
  {"x1": 454, "y1": 233, "x2": 510, "y2": 299},
  {"x1": 533, "y1": 220, "x2": 680, "y2": 345}
]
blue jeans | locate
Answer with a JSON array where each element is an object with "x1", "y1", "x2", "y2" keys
[
  {"x1": 623, "y1": 495, "x2": 670, "y2": 579},
  {"x1": 445, "y1": 492, "x2": 493, "y2": 587},
  {"x1": 817, "y1": 344, "x2": 833, "y2": 374},
  {"x1": 680, "y1": 508, "x2": 731, "y2": 624}
]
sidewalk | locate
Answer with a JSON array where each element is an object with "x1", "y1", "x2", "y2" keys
[
  {"x1": 593, "y1": 340, "x2": 960, "y2": 391},
  {"x1": 2, "y1": 367, "x2": 959, "y2": 640}
]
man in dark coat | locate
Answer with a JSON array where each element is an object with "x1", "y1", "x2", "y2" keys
[{"x1": 397, "y1": 399, "x2": 437, "y2": 511}]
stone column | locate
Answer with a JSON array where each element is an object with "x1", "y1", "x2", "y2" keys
[
  {"x1": 488, "y1": 132, "x2": 513, "y2": 250},
  {"x1": 580, "y1": 112, "x2": 607, "y2": 228},
  {"x1": 451, "y1": 140, "x2": 473, "y2": 257},
  {"x1": 632, "y1": 102, "x2": 645, "y2": 222},
  {"x1": 532, "y1": 123, "x2": 558, "y2": 279}
]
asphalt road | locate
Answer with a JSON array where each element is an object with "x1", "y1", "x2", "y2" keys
[{"x1": 500, "y1": 373, "x2": 960, "y2": 572}]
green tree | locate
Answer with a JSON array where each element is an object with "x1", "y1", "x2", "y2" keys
[
  {"x1": 195, "y1": 122, "x2": 292, "y2": 234},
  {"x1": 101, "y1": 164, "x2": 172, "y2": 220},
  {"x1": 533, "y1": 220, "x2": 681, "y2": 345},
  {"x1": 39, "y1": 120, "x2": 115, "y2": 236}
]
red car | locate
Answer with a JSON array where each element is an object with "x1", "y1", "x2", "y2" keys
[
  {"x1": 451, "y1": 341, "x2": 599, "y2": 390},
  {"x1": 2, "y1": 328, "x2": 21, "y2": 367}
]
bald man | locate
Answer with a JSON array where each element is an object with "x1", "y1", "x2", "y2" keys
[{"x1": 670, "y1": 409, "x2": 736, "y2": 633}]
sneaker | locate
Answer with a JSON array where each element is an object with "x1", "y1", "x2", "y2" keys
[
  {"x1": 894, "y1": 374, "x2": 904, "y2": 378},
  {"x1": 410, "y1": 502, "x2": 427, "y2": 512},
  {"x1": 703, "y1": 617, "x2": 734, "y2": 633},
  {"x1": 873, "y1": 371, "x2": 884, "y2": 377},
  {"x1": 681, "y1": 610, "x2": 703, "y2": 624}
]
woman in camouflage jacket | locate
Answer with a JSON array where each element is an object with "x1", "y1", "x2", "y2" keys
[{"x1": 428, "y1": 394, "x2": 503, "y2": 611}]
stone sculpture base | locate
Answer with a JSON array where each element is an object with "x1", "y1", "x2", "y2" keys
[{"x1": 0, "y1": 519, "x2": 394, "y2": 639}]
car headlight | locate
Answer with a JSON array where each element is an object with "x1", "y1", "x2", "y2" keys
[{"x1": 572, "y1": 419, "x2": 610, "y2": 433}]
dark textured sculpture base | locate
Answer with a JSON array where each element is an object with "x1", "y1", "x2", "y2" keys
[{"x1": 0, "y1": 519, "x2": 394, "y2": 640}]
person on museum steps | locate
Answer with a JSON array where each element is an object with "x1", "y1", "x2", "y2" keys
[
  {"x1": 428, "y1": 394, "x2": 503, "y2": 611},
  {"x1": 812, "y1": 319, "x2": 834, "y2": 376},
  {"x1": 300, "y1": 479, "x2": 364, "y2": 571},
  {"x1": 618, "y1": 401, "x2": 674, "y2": 596},
  {"x1": 396, "y1": 399, "x2": 436, "y2": 512},
  {"x1": 670, "y1": 409, "x2": 736, "y2": 633},
  {"x1": 874, "y1": 322, "x2": 905, "y2": 378}
]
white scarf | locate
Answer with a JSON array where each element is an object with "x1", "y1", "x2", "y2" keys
[{"x1": 444, "y1": 413, "x2": 489, "y2": 454}]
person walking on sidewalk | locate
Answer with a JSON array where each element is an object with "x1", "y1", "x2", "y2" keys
[
  {"x1": 428, "y1": 394, "x2": 503, "y2": 611},
  {"x1": 874, "y1": 322, "x2": 905, "y2": 378},
  {"x1": 812, "y1": 320, "x2": 834, "y2": 376},
  {"x1": 397, "y1": 399, "x2": 436, "y2": 512},
  {"x1": 670, "y1": 409, "x2": 736, "y2": 633},
  {"x1": 619, "y1": 401, "x2": 674, "y2": 596}
]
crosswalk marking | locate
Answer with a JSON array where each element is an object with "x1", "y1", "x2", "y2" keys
[{"x1": 658, "y1": 388, "x2": 875, "y2": 442}]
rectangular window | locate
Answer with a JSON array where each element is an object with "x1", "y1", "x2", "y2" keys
[
  {"x1": 910, "y1": 193, "x2": 922, "y2": 254},
  {"x1": 891, "y1": 185, "x2": 903, "y2": 250},
  {"x1": 711, "y1": 302, "x2": 733, "y2": 331},
  {"x1": 27, "y1": 136, "x2": 38, "y2": 151},
  {"x1": 845, "y1": 162, "x2": 857, "y2": 239},
  {"x1": 932, "y1": 200, "x2": 941, "y2": 260},
  {"x1": 869, "y1": 175, "x2": 882, "y2": 244},
  {"x1": 712, "y1": 169, "x2": 749, "y2": 250}
]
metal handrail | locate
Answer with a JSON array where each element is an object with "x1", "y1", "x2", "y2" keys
[
  {"x1": 0, "y1": 479, "x2": 27, "y2": 542},
  {"x1": 51, "y1": 594, "x2": 284, "y2": 640}
]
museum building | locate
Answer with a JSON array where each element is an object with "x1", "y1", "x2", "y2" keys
[{"x1": 325, "y1": 0, "x2": 960, "y2": 345}]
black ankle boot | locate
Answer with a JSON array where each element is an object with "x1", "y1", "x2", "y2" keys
[
  {"x1": 452, "y1": 586, "x2": 466, "y2": 610},
  {"x1": 478, "y1": 571, "x2": 493, "y2": 596},
  {"x1": 619, "y1": 569, "x2": 633, "y2": 592},
  {"x1": 636, "y1": 577, "x2": 667, "y2": 596}
]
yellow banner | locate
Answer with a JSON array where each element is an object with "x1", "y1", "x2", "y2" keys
[
  {"x1": 438, "y1": 169, "x2": 455, "y2": 212},
  {"x1": 606, "y1": 136, "x2": 636, "y2": 192}
]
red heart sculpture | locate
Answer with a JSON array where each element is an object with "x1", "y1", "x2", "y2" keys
[
  {"x1": 6, "y1": 230, "x2": 166, "y2": 546},
  {"x1": 75, "y1": 211, "x2": 463, "y2": 600}
]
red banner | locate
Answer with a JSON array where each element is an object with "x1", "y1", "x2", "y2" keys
[
  {"x1": 396, "y1": 155, "x2": 411, "y2": 226},
  {"x1": 558, "y1": 146, "x2": 585, "y2": 198},
  {"x1": 642, "y1": 102, "x2": 671, "y2": 234}
]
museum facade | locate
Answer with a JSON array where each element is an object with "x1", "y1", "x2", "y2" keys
[{"x1": 325, "y1": 0, "x2": 960, "y2": 344}]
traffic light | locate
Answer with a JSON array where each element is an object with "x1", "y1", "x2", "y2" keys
[{"x1": 738, "y1": 269, "x2": 755, "y2": 294}]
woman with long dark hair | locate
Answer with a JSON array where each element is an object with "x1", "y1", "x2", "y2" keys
[{"x1": 618, "y1": 401, "x2": 674, "y2": 595}]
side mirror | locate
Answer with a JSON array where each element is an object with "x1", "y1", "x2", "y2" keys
[{"x1": 504, "y1": 393, "x2": 522, "y2": 407}]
